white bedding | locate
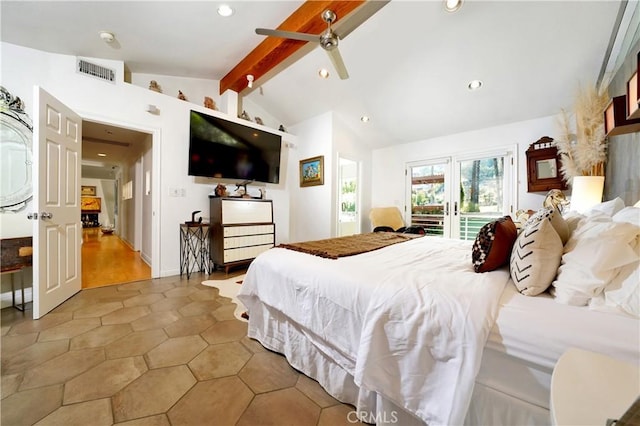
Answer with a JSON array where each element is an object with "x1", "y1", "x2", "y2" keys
[{"x1": 238, "y1": 236, "x2": 510, "y2": 425}]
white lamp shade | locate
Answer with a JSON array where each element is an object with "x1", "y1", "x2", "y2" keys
[{"x1": 571, "y1": 176, "x2": 604, "y2": 213}]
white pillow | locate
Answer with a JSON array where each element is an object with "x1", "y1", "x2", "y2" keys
[
  {"x1": 589, "y1": 233, "x2": 640, "y2": 318},
  {"x1": 510, "y1": 218, "x2": 563, "y2": 296},
  {"x1": 612, "y1": 206, "x2": 640, "y2": 227},
  {"x1": 587, "y1": 197, "x2": 625, "y2": 217},
  {"x1": 552, "y1": 216, "x2": 640, "y2": 306}
]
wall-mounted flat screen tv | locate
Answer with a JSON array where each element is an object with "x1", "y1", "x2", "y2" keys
[{"x1": 188, "y1": 110, "x2": 282, "y2": 184}]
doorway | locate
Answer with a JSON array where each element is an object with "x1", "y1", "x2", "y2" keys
[
  {"x1": 81, "y1": 120, "x2": 153, "y2": 288},
  {"x1": 337, "y1": 156, "x2": 360, "y2": 236}
]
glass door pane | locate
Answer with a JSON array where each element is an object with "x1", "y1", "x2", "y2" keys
[
  {"x1": 408, "y1": 161, "x2": 450, "y2": 237},
  {"x1": 455, "y1": 156, "x2": 506, "y2": 240}
]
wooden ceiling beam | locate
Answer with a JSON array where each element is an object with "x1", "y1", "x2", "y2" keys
[{"x1": 219, "y1": 0, "x2": 365, "y2": 95}]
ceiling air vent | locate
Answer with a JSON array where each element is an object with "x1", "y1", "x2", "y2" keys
[{"x1": 77, "y1": 59, "x2": 115, "y2": 83}]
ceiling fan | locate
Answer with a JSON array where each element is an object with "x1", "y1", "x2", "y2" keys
[{"x1": 256, "y1": 9, "x2": 352, "y2": 80}]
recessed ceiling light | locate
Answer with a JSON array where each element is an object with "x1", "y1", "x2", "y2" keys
[
  {"x1": 318, "y1": 68, "x2": 330, "y2": 79},
  {"x1": 444, "y1": 0, "x2": 463, "y2": 13},
  {"x1": 468, "y1": 80, "x2": 483, "y2": 90},
  {"x1": 217, "y1": 4, "x2": 234, "y2": 17},
  {"x1": 98, "y1": 153, "x2": 107, "y2": 157},
  {"x1": 360, "y1": 116, "x2": 370, "y2": 123}
]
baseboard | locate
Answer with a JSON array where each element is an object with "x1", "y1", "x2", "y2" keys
[{"x1": 140, "y1": 251, "x2": 152, "y2": 267}]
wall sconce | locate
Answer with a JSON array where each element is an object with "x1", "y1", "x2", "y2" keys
[
  {"x1": 570, "y1": 176, "x2": 604, "y2": 213},
  {"x1": 247, "y1": 75, "x2": 254, "y2": 88}
]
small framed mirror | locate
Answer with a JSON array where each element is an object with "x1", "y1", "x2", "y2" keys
[{"x1": 526, "y1": 136, "x2": 567, "y2": 192}]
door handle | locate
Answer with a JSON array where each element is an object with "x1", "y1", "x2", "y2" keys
[
  {"x1": 444, "y1": 202, "x2": 449, "y2": 216},
  {"x1": 27, "y1": 212, "x2": 38, "y2": 220},
  {"x1": 40, "y1": 212, "x2": 53, "y2": 220},
  {"x1": 454, "y1": 202, "x2": 458, "y2": 216}
]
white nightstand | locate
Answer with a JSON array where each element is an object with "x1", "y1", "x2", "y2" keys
[{"x1": 550, "y1": 348, "x2": 640, "y2": 425}]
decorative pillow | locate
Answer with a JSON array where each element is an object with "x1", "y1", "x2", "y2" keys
[
  {"x1": 551, "y1": 216, "x2": 640, "y2": 306},
  {"x1": 523, "y1": 207, "x2": 570, "y2": 245},
  {"x1": 510, "y1": 218, "x2": 563, "y2": 296},
  {"x1": 472, "y1": 216, "x2": 518, "y2": 273}
]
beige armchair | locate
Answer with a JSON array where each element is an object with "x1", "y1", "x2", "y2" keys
[{"x1": 369, "y1": 207, "x2": 406, "y2": 232}]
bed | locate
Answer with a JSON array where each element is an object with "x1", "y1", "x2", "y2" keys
[{"x1": 237, "y1": 205, "x2": 640, "y2": 425}]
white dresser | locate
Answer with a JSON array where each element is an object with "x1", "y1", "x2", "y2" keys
[{"x1": 209, "y1": 197, "x2": 275, "y2": 272}]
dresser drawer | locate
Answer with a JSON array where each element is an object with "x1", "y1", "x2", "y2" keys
[
  {"x1": 223, "y1": 244, "x2": 273, "y2": 263},
  {"x1": 223, "y1": 234, "x2": 274, "y2": 249},
  {"x1": 223, "y1": 224, "x2": 274, "y2": 237},
  {"x1": 221, "y1": 199, "x2": 272, "y2": 224}
]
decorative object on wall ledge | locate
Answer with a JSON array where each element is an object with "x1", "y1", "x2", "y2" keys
[
  {"x1": 0, "y1": 86, "x2": 33, "y2": 212},
  {"x1": 81, "y1": 185, "x2": 97, "y2": 196},
  {"x1": 148, "y1": 80, "x2": 162, "y2": 93},
  {"x1": 525, "y1": 136, "x2": 568, "y2": 192},
  {"x1": 278, "y1": 124, "x2": 286, "y2": 132},
  {"x1": 178, "y1": 90, "x2": 187, "y2": 101},
  {"x1": 204, "y1": 96, "x2": 216, "y2": 110},
  {"x1": 300, "y1": 155, "x2": 324, "y2": 187},
  {"x1": 214, "y1": 184, "x2": 227, "y2": 197},
  {"x1": 254, "y1": 117, "x2": 263, "y2": 125},
  {"x1": 604, "y1": 95, "x2": 640, "y2": 136},
  {"x1": 239, "y1": 110, "x2": 251, "y2": 121},
  {"x1": 555, "y1": 84, "x2": 608, "y2": 181}
]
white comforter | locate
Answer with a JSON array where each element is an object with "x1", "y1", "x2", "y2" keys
[{"x1": 238, "y1": 236, "x2": 510, "y2": 425}]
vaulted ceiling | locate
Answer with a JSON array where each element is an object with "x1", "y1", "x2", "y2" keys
[{"x1": 1, "y1": 1, "x2": 632, "y2": 152}]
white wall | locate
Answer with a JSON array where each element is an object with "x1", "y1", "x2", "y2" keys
[
  {"x1": 289, "y1": 112, "x2": 334, "y2": 242},
  {"x1": 371, "y1": 115, "x2": 560, "y2": 214},
  {"x1": 0, "y1": 42, "x2": 295, "y2": 277},
  {"x1": 333, "y1": 115, "x2": 373, "y2": 233}
]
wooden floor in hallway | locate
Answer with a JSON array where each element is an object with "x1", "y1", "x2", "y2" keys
[{"x1": 82, "y1": 228, "x2": 151, "y2": 289}]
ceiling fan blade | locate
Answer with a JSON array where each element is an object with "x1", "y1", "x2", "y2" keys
[
  {"x1": 255, "y1": 28, "x2": 319, "y2": 43},
  {"x1": 327, "y1": 48, "x2": 349, "y2": 80},
  {"x1": 334, "y1": 0, "x2": 390, "y2": 39}
]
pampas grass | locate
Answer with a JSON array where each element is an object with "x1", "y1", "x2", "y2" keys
[{"x1": 556, "y1": 84, "x2": 608, "y2": 179}]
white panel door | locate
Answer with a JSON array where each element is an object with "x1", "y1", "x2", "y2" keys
[{"x1": 32, "y1": 86, "x2": 82, "y2": 319}]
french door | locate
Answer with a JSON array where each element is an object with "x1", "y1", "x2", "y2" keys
[{"x1": 406, "y1": 148, "x2": 514, "y2": 240}]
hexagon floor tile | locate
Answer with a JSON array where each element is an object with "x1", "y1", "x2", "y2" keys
[{"x1": 0, "y1": 272, "x2": 358, "y2": 425}]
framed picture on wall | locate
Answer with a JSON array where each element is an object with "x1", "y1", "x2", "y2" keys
[
  {"x1": 300, "y1": 156, "x2": 324, "y2": 187},
  {"x1": 81, "y1": 197, "x2": 101, "y2": 212},
  {"x1": 81, "y1": 185, "x2": 97, "y2": 196}
]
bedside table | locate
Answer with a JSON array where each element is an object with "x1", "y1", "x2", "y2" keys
[{"x1": 550, "y1": 348, "x2": 640, "y2": 425}]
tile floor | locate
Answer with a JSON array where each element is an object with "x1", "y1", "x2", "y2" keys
[{"x1": 1, "y1": 272, "x2": 361, "y2": 425}]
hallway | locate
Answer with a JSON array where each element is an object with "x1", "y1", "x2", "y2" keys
[{"x1": 82, "y1": 228, "x2": 151, "y2": 289}]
